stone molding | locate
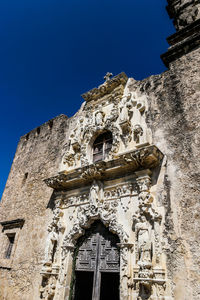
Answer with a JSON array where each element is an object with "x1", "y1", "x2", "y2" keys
[
  {"x1": 45, "y1": 145, "x2": 163, "y2": 190},
  {"x1": 161, "y1": 18, "x2": 200, "y2": 66},
  {"x1": 166, "y1": 0, "x2": 200, "y2": 31}
]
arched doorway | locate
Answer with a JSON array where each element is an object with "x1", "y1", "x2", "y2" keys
[{"x1": 71, "y1": 221, "x2": 120, "y2": 300}]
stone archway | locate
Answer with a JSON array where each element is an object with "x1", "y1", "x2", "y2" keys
[
  {"x1": 59, "y1": 206, "x2": 131, "y2": 300},
  {"x1": 70, "y1": 220, "x2": 120, "y2": 300}
]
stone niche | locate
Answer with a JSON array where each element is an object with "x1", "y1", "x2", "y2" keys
[{"x1": 40, "y1": 73, "x2": 173, "y2": 300}]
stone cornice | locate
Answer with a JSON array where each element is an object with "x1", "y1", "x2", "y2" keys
[
  {"x1": 161, "y1": 19, "x2": 200, "y2": 67},
  {"x1": 44, "y1": 145, "x2": 163, "y2": 190},
  {"x1": 81, "y1": 72, "x2": 128, "y2": 102}
]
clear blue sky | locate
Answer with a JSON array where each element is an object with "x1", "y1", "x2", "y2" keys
[{"x1": 0, "y1": 0, "x2": 174, "y2": 199}]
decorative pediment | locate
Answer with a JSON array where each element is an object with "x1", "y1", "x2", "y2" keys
[
  {"x1": 45, "y1": 145, "x2": 163, "y2": 190},
  {"x1": 81, "y1": 72, "x2": 128, "y2": 102},
  {"x1": 62, "y1": 79, "x2": 152, "y2": 172}
]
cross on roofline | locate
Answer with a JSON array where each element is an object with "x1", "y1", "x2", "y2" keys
[{"x1": 104, "y1": 72, "x2": 113, "y2": 82}]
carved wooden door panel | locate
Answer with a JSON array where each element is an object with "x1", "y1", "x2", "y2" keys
[{"x1": 75, "y1": 221, "x2": 120, "y2": 300}]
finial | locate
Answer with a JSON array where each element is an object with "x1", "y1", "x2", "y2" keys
[{"x1": 104, "y1": 72, "x2": 113, "y2": 82}]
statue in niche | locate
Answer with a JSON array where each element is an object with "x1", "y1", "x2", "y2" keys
[
  {"x1": 89, "y1": 180, "x2": 103, "y2": 208},
  {"x1": 135, "y1": 216, "x2": 152, "y2": 264},
  {"x1": 95, "y1": 111, "x2": 104, "y2": 126},
  {"x1": 119, "y1": 93, "x2": 132, "y2": 123},
  {"x1": 133, "y1": 124, "x2": 143, "y2": 144},
  {"x1": 45, "y1": 225, "x2": 58, "y2": 265}
]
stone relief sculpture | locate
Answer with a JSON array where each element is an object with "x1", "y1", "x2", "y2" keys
[
  {"x1": 95, "y1": 111, "x2": 105, "y2": 126},
  {"x1": 131, "y1": 170, "x2": 166, "y2": 299},
  {"x1": 89, "y1": 180, "x2": 104, "y2": 207},
  {"x1": 119, "y1": 93, "x2": 132, "y2": 124},
  {"x1": 135, "y1": 216, "x2": 152, "y2": 264},
  {"x1": 44, "y1": 225, "x2": 58, "y2": 265},
  {"x1": 105, "y1": 104, "x2": 118, "y2": 124},
  {"x1": 40, "y1": 275, "x2": 57, "y2": 300},
  {"x1": 134, "y1": 124, "x2": 143, "y2": 144}
]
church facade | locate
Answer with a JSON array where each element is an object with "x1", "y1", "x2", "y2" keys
[{"x1": 0, "y1": 1, "x2": 200, "y2": 299}]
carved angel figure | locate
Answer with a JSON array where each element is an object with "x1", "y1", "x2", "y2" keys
[{"x1": 135, "y1": 216, "x2": 152, "y2": 263}]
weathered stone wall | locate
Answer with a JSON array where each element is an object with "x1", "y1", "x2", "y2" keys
[
  {"x1": 0, "y1": 114, "x2": 69, "y2": 300},
  {"x1": 167, "y1": 0, "x2": 200, "y2": 30},
  {"x1": 132, "y1": 47, "x2": 200, "y2": 299}
]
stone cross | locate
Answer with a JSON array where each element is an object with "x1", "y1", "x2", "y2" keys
[{"x1": 104, "y1": 72, "x2": 113, "y2": 82}]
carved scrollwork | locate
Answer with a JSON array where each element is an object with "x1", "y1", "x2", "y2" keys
[
  {"x1": 62, "y1": 194, "x2": 129, "y2": 253},
  {"x1": 81, "y1": 163, "x2": 106, "y2": 179}
]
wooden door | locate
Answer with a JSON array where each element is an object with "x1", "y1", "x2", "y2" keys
[{"x1": 73, "y1": 221, "x2": 120, "y2": 300}]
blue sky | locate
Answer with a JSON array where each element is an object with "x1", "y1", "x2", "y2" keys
[{"x1": 0, "y1": 0, "x2": 174, "y2": 199}]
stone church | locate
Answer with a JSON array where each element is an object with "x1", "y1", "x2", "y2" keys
[{"x1": 0, "y1": 1, "x2": 200, "y2": 299}]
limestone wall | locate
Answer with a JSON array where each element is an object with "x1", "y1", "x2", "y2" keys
[
  {"x1": 0, "y1": 114, "x2": 69, "y2": 300},
  {"x1": 132, "y1": 47, "x2": 200, "y2": 299}
]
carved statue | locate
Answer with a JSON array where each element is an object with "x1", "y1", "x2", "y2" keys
[
  {"x1": 95, "y1": 111, "x2": 104, "y2": 126},
  {"x1": 119, "y1": 94, "x2": 132, "y2": 123},
  {"x1": 134, "y1": 124, "x2": 143, "y2": 144},
  {"x1": 89, "y1": 180, "x2": 103, "y2": 207},
  {"x1": 135, "y1": 216, "x2": 152, "y2": 263},
  {"x1": 45, "y1": 226, "x2": 58, "y2": 264}
]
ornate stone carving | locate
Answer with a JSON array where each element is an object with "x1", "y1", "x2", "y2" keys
[
  {"x1": 132, "y1": 170, "x2": 165, "y2": 298},
  {"x1": 45, "y1": 146, "x2": 163, "y2": 189},
  {"x1": 95, "y1": 111, "x2": 105, "y2": 126},
  {"x1": 44, "y1": 226, "x2": 58, "y2": 265},
  {"x1": 136, "y1": 172, "x2": 162, "y2": 223},
  {"x1": 119, "y1": 93, "x2": 132, "y2": 124},
  {"x1": 89, "y1": 180, "x2": 104, "y2": 206},
  {"x1": 105, "y1": 105, "x2": 118, "y2": 125},
  {"x1": 133, "y1": 124, "x2": 143, "y2": 144},
  {"x1": 62, "y1": 193, "x2": 88, "y2": 207},
  {"x1": 40, "y1": 275, "x2": 57, "y2": 300},
  {"x1": 81, "y1": 162, "x2": 106, "y2": 179},
  {"x1": 81, "y1": 72, "x2": 128, "y2": 102},
  {"x1": 135, "y1": 216, "x2": 152, "y2": 264},
  {"x1": 62, "y1": 191, "x2": 129, "y2": 253}
]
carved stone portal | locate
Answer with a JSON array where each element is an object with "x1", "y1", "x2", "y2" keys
[{"x1": 71, "y1": 221, "x2": 120, "y2": 300}]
